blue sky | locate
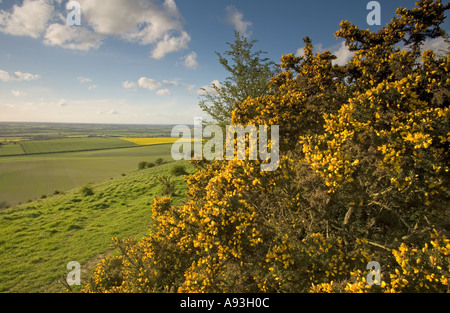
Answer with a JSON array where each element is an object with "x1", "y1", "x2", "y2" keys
[{"x1": 0, "y1": 0, "x2": 448, "y2": 125}]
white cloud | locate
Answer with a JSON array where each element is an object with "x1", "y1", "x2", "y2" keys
[
  {"x1": 0, "y1": 69, "x2": 11, "y2": 81},
  {"x1": 77, "y1": 76, "x2": 93, "y2": 83},
  {"x1": 0, "y1": 69, "x2": 41, "y2": 82},
  {"x1": 295, "y1": 47, "x2": 305, "y2": 58},
  {"x1": 0, "y1": 0, "x2": 190, "y2": 57},
  {"x1": 183, "y1": 51, "x2": 198, "y2": 69},
  {"x1": 78, "y1": 0, "x2": 181, "y2": 39},
  {"x1": 122, "y1": 81, "x2": 137, "y2": 89},
  {"x1": 56, "y1": 99, "x2": 68, "y2": 107},
  {"x1": 151, "y1": 31, "x2": 190, "y2": 59},
  {"x1": 0, "y1": 0, "x2": 54, "y2": 38},
  {"x1": 44, "y1": 23, "x2": 102, "y2": 51},
  {"x1": 332, "y1": 41, "x2": 354, "y2": 66},
  {"x1": 0, "y1": 70, "x2": 11, "y2": 82},
  {"x1": 127, "y1": 77, "x2": 195, "y2": 94},
  {"x1": 225, "y1": 5, "x2": 252, "y2": 38},
  {"x1": 420, "y1": 37, "x2": 449, "y2": 56},
  {"x1": 295, "y1": 43, "x2": 324, "y2": 57},
  {"x1": 14, "y1": 71, "x2": 41, "y2": 81},
  {"x1": 294, "y1": 42, "x2": 353, "y2": 66},
  {"x1": 156, "y1": 88, "x2": 171, "y2": 96},
  {"x1": 184, "y1": 83, "x2": 196, "y2": 91},
  {"x1": 108, "y1": 110, "x2": 120, "y2": 115},
  {"x1": 78, "y1": 0, "x2": 189, "y2": 57},
  {"x1": 138, "y1": 77, "x2": 162, "y2": 91},
  {"x1": 11, "y1": 90, "x2": 26, "y2": 97},
  {"x1": 77, "y1": 76, "x2": 98, "y2": 90},
  {"x1": 163, "y1": 79, "x2": 196, "y2": 91},
  {"x1": 197, "y1": 80, "x2": 221, "y2": 96},
  {"x1": 163, "y1": 80, "x2": 181, "y2": 87}
]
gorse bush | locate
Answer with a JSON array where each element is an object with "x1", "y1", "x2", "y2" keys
[
  {"x1": 84, "y1": 0, "x2": 450, "y2": 293},
  {"x1": 156, "y1": 175, "x2": 175, "y2": 196},
  {"x1": 80, "y1": 186, "x2": 94, "y2": 197},
  {"x1": 138, "y1": 161, "x2": 156, "y2": 170},
  {"x1": 170, "y1": 164, "x2": 187, "y2": 176},
  {"x1": 155, "y1": 158, "x2": 165, "y2": 165},
  {"x1": 138, "y1": 161, "x2": 147, "y2": 170}
]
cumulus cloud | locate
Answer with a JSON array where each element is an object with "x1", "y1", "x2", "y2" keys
[
  {"x1": 151, "y1": 31, "x2": 190, "y2": 59},
  {"x1": 122, "y1": 81, "x2": 137, "y2": 89},
  {"x1": 77, "y1": 76, "x2": 98, "y2": 90},
  {"x1": 295, "y1": 43, "x2": 324, "y2": 57},
  {"x1": 138, "y1": 77, "x2": 162, "y2": 91},
  {"x1": 332, "y1": 41, "x2": 354, "y2": 66},
  {"x1": 420, "y1": 37, "x2": 449, "y2": 56},
  {"x1": 164, "y1": 79, "x2": 196, "y2": 91},
  {"x1": 14, "y1": 71, "x2": 41, "y2": 81},
  {"x1": 295, "y1": 41, "x2": 354, "y2": 66},
  {"x1": 77, "y1": 76, "x2": 93, "y2": 83},
  {"x1": 184, "y1": 83, "x2": 196, "y2": 91},
  {"x1": 11, "y1": 90, "x2": 26, "y2": 97},
  {"x1": 163, "y1": 80, "x2": 181, "y2": 87},
  {"x1": 0, "y1": 69, "x2": 41, "y2": 82},
  {"x1": 0, "y1": 0, "x2": 190, "y2": 57},
  {"x1": 44, "y1": 23, "x2": 102, "y2": 51},
  {"x1": 183, "y1": 51, "x2": 198, "y2": 69},
  {"x1": 0, "y1": 0, "x2": 54, "y2": 38},
  {"x1": 125, "y1": 77, "x2": 194, "y2": 94},
  {"x1": 78, "y1": 0, "x2": 189, "y2": 57},
  {"x1": 225, "y1": 5, "x2": 252, "y2": 38},
  {"x1": 156, "y1": 88, "x2": 171, "y2": 96},
  {"x1": 197, "y1": 80, "x2": 221, "y2": 96},
  {"x1": 0, "y1": 70, "x2": 10, "y2": 81}
]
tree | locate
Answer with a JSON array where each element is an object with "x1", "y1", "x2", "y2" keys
[{"x1": 198, "y1": 31, "x2": 279, "y2": 126}]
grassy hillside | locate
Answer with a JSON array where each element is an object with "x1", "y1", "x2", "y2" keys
[
  {"x1": 0, "y1": 160, "x2": 193, "y2": 292},
  {"x1": 0, "y1": 143, "x2": 175, "y2": 206}
]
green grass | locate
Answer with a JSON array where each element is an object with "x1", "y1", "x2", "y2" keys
[
  {"x1": 0, "y1": 144, "x2": 25, "y2": 156},
  {"x1": 0, "y1": 144, "x2": 174, "y2": 206},
  {"x1": 19, "y1": 138, "x2": 137, "y2": 155},
  {"x1": 0, "y1": 160, "x2": 192, "y2": 293}
]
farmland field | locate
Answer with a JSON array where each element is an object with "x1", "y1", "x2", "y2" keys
[
  {"x1": 19, "y1": 138, "x2": 138, "y2": 155},
  {"x1": 122, "y1": 137, "x2": 184, "y2": 145},
  {"x1": 0, "y1": 144, "x2": 25, "y2": 156},
  {"x1": 0, "y1": 143, "x2": 175, "y2": 206}
]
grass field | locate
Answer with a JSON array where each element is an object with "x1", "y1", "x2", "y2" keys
[
  {"x1": 19, "y1": 138, "x2": 138, "y2": 155},
  {"x1": 0, "y1": 143, "x2": 175, "y2": 206},
  {"x1": 0, "y1": 144, "x2": 25, "y2": 156},
  {"x1": 0, "y1": 161, "x2": 192, "y2": 292}
]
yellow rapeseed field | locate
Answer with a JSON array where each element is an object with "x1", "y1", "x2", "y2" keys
[{"x1": 122, "y1": 137, "x2": 191, "y2": 146}]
